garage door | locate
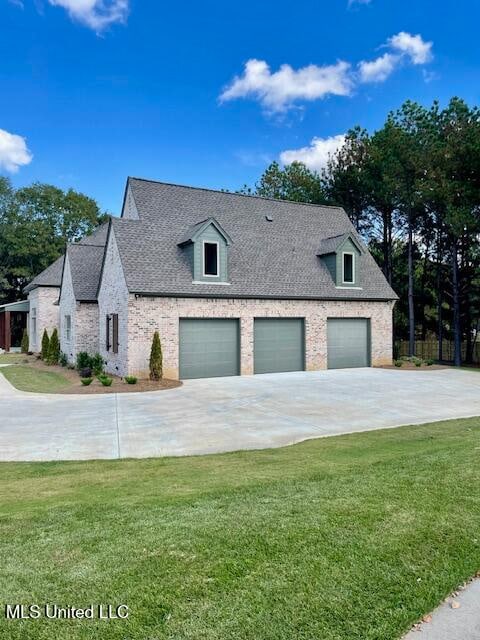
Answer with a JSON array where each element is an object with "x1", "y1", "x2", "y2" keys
[
  {"x1": 327, "y1": 318, "x2": 370, "y2": 369},
  {"x1": 179, "y1": 319, "x2": 239, "y2": 379},
  {"x1": 254, "y1": 318, "x2": 305, "y2": 374}
]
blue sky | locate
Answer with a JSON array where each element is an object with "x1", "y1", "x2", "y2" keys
[{"x1": 1, "y1": 0, "x2": 480, "y2": 214}]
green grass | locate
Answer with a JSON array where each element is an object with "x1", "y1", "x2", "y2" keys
[
  {"x1": 0, "y1": 365, "x2": 70, "y2": 392},
  {"x1": 1, "y1": 418, "x2": 480, "y2": 639},
  {"x1": 0, "y1": 353, "x2": 28, "y2": 365}
]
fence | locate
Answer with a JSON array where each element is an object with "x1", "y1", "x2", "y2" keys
[{"x1": 397, "y1": 340, "x2": 480, "y2": 364}]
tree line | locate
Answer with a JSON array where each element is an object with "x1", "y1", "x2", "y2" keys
[
  {"x1": 0, "y1": 178, "x2": 107, "y2": 305},
  {"x1": 240, "y1": 98, "x2": 480, "y2": 366}
]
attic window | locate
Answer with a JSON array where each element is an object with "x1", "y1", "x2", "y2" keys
[
  {"x1": 203, "y1": 242, "x2": 219, "y2": 277},
  {"x1": 342, "y1": 252, "x2": 354, "y2": 284}
]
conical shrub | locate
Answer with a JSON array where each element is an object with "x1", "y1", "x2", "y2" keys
[
  {"x1": 41, "y1": 329, "x2": 50, "y2": 360},
  {"x1": 149, "y1": 331, "x2": 163, "y2": 380},
  {"x1": 47, "y1": 328, "x2": 60, "y2": 365},
  {"x1": 21, "y1": 329, "x2": 29, "y2": 354}
]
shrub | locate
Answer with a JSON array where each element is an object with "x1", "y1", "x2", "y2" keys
[
  {"x1": 59, "y1": 352, "x2": 68, "y2": 367},
  {"x1": 394, "y1": 360, "x2": 403, "y2": 367},
  {"x1": 79, "y1": 367, "x2": 93, "y2": 378},
  {"x1": 41, "y1": 329, "x2": 50, "y2": 360},
  {"x1": 124, "y1": 375, "x2": 137, "y2": 385},
  {"x1": 100, "y1": 376, "x2": 113, "y2": 387},
  {"x1": 20, "y1": 329, "x2": 29, "y2": 354},
  {"x1": 90, "y1": 353, "x2": 104, "y2": 376},
  {"x1": 47, "y1": 328, "x2": 60, "y2": 365},
  {"x1": 426, "y1": 358, "x2": 435, "y2": 366},
  {"x1": 149, "y1": 331, "x2": 163, "y2": 381},
  {"x1": 76, "y1": 351, "x2": 92, "y2": 371},
  {"x1": 415, "y1": 360, "x2": 422, "y2": 367},
  {"x1": 81, "y1": 377, "x2": 93, "y2": 386}
]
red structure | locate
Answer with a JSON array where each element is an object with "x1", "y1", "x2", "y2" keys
[{"x1": 0, "y1": 301, "x2": 29, "y2": 351}]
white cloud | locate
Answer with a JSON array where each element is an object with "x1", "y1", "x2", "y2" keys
[
  {"x1": 0, "y1": 129, "x2": 33, "y2": 173},
  {"x1": 388, "y1": 31, "x2": 433, "y2": 64},
  {"x1": 220, "y1": 58, "x2": 353, "y2": 113},
  {"x1": 358, "y1": 52, "x2": 399, "y2": 83},
  {"x1": 280, "y1": 134, "x2": 346, "y2": 173},
  {"x1": 348, "y1": 0, "x2": 372, "y2": 6},
  {"x1": 48, "y1": 0, "x2": 128, "y2": 31}
]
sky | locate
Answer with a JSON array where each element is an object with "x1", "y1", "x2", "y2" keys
[{"x1": 1, "y1": 0, "x2": 480, "y2": 214}]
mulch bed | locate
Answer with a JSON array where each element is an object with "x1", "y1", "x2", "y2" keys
[
  {"x1": 376, "y1": 363, "x2": 447, "y2": 371},
  {"x1": 17, "y1": 355, "x2": 182, "y2": 394}
]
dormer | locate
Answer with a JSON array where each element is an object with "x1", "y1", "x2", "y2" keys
[
  {"x1": 178, "y1": 217, "x2": 232, "y2": 284},
  {"x1": 317, "y1": 232, "x2": 363, "y2": 288}
]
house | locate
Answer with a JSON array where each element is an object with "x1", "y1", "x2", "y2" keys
[
  {"x1": 0, "y1": 300, "x2": 29, "y2": 352},
  {"x1": 25, "y1": 177, "x2": 397, "y2": 379}
]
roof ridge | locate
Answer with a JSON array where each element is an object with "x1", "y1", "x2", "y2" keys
[{"x1": 127, "y1": 176, "x2": 345, "y2": 212}]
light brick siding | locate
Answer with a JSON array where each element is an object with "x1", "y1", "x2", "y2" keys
[
  {"x1": 27, "y1": 286, "x2": 59, "y2": 352},
  {"x1": 97, "y1": 228, "x2": 129, "y2": 376},
  {"x1": 127, "y1": 296, "x2": 394, "y2": 379},
  {"x1": 59, "y1": 256, "x2": 99, "y2": 363}
]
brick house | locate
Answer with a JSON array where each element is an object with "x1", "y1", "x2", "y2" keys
[{"x1": 25, "y1": 177, "x2": 397, "y2": 379}]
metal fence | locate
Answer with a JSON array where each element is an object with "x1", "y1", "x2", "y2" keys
[{"x1": 397, "y1": 340, "x2": 480, "y2": 364}]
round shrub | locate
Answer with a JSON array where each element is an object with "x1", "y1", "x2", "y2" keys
[
  {"x1": 79, "y1": 367, "x2": 92, "y2": 378},
  {"x1": 100, "y1": 376, "x2": 113, "y2": 387},
  {"x1": 394, "y1": 360, "x2": 403, "y2": 367},
  {"x1": 124, "y1": 376, "x2": 137, "y2": 385},
  {"x1": 81, "y1": 377, "x2": 93, "y2": 386}
]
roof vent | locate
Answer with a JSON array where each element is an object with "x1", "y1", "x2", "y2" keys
[{"x1": 265, "y1": 215, "x2": 273, "y2": 222}]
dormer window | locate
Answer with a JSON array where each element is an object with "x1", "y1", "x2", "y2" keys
[
  {"x1": 342, "y1": 252, "x2": 354, "y2": 284},
  {"x1": 203, "y1": 241, "x2": 219, "y2": 277}
]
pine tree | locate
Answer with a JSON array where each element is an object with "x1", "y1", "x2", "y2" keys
[
  {"x1": 149, "y1": 331, "x2": 163, "y2": 380},
  {"x1": 41, "y1": 329, "x2": 50, "y2": 360},
  {"x1": 47, "y1": 328, "x2": 60, "y2": 365},
  {"x1": 20, "y1": 329, "x2": 29, "y2": 354}
]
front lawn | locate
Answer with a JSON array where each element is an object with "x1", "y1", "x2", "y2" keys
[
  {"x1": 1, "y1": 418, "x2": 480, "y2": 639},
  {"x1": 0, "y1": 353, "x2": 28, "y2": 365},
  {"x1": 0, "y1": 364, "x2": 71, "y2": 393}
]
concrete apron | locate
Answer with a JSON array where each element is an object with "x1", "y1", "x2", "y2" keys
[{"x1": 0, "y1": 368, "x2": 479, "y2": 462}]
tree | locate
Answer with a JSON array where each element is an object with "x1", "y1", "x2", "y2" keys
[
  {"x1": 254, "y1": 161, "x2": 325, "y2": 203},
  {"x1": 47, "y1": 328, "x2": 60, "y2": 365},
  {"x1": 21, "y1": 329, "x2": 29, "y2": 354},
  {"x1": 41, "y1": 329, "x2": 50, "y2": 360},
  {"x1": 149, "y1": 331, "x2": 163, "y2": 380},
  {"x1": 0, "y1": 181, "x2": 107, "y2": 304}
]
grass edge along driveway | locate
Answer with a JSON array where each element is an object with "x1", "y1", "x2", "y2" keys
[
  {"x1": 1, "y1": 416, "x2": 480, "y2": 640},
  {"x1": 0, "y1": 364, "x2": 70, "y2": 393}
]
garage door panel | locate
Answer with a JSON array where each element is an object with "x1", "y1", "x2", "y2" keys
[
  {"x1": 327, "y1": 318, "x2": 370, "y2": 369},
  {"x1": 254, "y1": 318, "x2": 304, "y2": 374},
  {"x1": 179, "y1": 319, "x2": 239, "y2": 379}
]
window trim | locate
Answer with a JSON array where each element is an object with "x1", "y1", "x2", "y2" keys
[
  {"x1": 202, "y1": 240, "x2": 219, "y2": 277},
  {"x1": 65, "y1": 315, "x2": 71, "y2": 341},
  {"x1": 342, "y1": 251, "x2": 355, "y2": 285}
]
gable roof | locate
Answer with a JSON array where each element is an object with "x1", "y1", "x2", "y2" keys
[
  {"x1": 177, "y1": 217, "x2": 233, "y2": 246},
  {"x1": 317, "y1": 232, "x2": 363, "y2": 256},
  {"x1": 66, "y1": 244, "x2": 105, "y2": 302},
  {"x1": 110, "y1": 178, "x2": 397, "y2": 301},
  {"x1": 24, "y1": 223, "x2": 109, "y2": 295}
]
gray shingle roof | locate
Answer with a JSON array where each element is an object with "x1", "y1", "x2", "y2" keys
[
  {"x1": 112, "y1": 178, "x2": 397, "y2": 301},
  {"x1": 24, "y1": 256, "x2": 65, "y2": 293},
  {"x1": 317, "y1": 233, "x2": 352, "y2": 256},
  {"x1": 24, "y1": 223, "x2": 108, "y2": 295},
  {"x1": 66, "y1": 244, "x2": 105, "y2": 301}
]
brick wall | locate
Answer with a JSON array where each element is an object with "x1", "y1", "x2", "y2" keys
[
  {"x1": 97, "y1": 227, "x2": 130, "y2": 376},
  {"x1": 27, "y1": 287, "x2": 59, "y2": 352},
  {"x1": 127, "y1": 296, "x2": 394, "y2": 379}
]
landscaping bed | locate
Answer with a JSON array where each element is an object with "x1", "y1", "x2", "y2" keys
[
  {"x1": 0, "y1": 354, "x2": 181, "y2": 394},
  {"x1": 0, "y1": 417, "x2": 480, "y2": 640}
]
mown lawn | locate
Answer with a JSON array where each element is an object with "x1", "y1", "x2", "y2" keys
[
  {"x1": 0, "y1": 365, "x2": 70, "y2": 393},
  {"x1": 0, "y1": 353, "x2": 28, "y2": 365},
  {"x1": 1, "y1": 418, "x2": 480, "y2": 640}
]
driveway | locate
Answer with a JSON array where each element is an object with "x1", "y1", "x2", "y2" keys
[{"x1": 0, "y1": 368, "x2": 479, "y2": 461}]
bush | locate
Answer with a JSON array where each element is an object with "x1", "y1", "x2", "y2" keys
[
  {"x1": 394, "y1": 360, "x2": 403, "y2": 367},
  {"x1": 90, "y1": 353, "x2": 104, "y2": 376},
  {"x1": 20, "y1": 329, "x2": 29, "y2": 354},
  {"x1": 426, "y1": 358, "x2": 435, "y2": 366},
  {"x1": 47, "y1": 328, "x2": 60, "y2": 365},
  {"x1": 81, "y1": 377, "x2": 93, "y2": 386},
  {"x1": 149, "y1": 331, "x2": 163, "y2": 381},
  {"x1": 41, "y1": 329, "x2": 50, "y2": 360},
  {"x1": 100, "y1": 376, "x2": 113, "y2": 387},
  {"x1": 124, "y1": 376, "x2": 137, "y2": 385},
  {"x1": 59, "y1": 352, "x2": 68, "y2": 367},
  {"x1": 415, "y1": 360, "x2": 422, "y2": 367},
  {"x1": 76, "y1": 351, "x2": 92, "y2": 371},
  {"x1": 79, "y1": 367, "x2": 92, "y2": 378}
]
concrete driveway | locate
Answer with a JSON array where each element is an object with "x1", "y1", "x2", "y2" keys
[{"x1": 0, "y1": 367, "x2": 479, "y2": 462}]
